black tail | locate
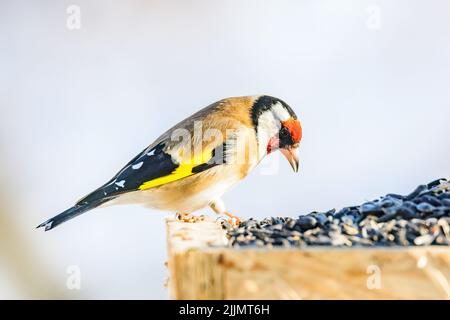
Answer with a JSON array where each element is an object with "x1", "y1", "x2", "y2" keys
[{"x1": 37, "y1": 197, "x2": 113, "y2": 231}]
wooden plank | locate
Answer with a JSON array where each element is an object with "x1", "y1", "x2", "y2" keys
[
  {"x1": 166, "y1": 218, "x2": 450, "y2": 299},
  {"x1": 166, "y1": 217, "x2": 227, "y2": 299}
]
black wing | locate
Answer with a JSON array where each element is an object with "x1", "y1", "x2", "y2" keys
[
  {"x1": 76, "y1": 142, "x2": 177, "y2": 204},
  {"x1": 76, "y1": 140, "x2": 228, "y2": 205}
]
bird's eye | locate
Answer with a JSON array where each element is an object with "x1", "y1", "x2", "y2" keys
[
  {"x1": 279, "y1": 126, "x2": 294, "y2": 148},
  {"x1": 279, "y1": 126, "x2": 289, "y2": 139}
]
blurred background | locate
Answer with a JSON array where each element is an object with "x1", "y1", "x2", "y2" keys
[{"x1": 0, "y1": 0, "x2": 449, "y2": 299}]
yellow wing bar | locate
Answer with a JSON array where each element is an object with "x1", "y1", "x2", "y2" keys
[
  {"x1": 138, "y1": 163, "x2": 196, "y2": 190},
  {"x1": 138, "y1": 147, "x2": 217, "y2": 190}
]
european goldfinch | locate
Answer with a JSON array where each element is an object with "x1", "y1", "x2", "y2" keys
[{"x1": 38, "y1": 95, "x2": 302, "y2": 231}]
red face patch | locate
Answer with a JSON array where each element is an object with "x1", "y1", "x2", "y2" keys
[
  {"x1": 266, "y1": 136, "x2": 279, "y2": 154},
  {"x1": 282, "y1": 119, "x2": 302, "y2": 144}
]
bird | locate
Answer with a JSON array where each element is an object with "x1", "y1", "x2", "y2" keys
[{"x1": 37, "y1": 95, "x2": 302, "y2": 231}]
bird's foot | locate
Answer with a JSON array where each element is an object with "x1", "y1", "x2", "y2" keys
[
  {"x1": 224, "y1": 211, "x2": 241, "y2": 226},
  {"x1": 175, "y1": 212, "x2": 206, "y2": 223},
  {"x1": 208, "y1": 199, "x2": 240, "y2": 226}
]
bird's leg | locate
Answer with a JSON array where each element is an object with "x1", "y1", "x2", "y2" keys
[{"x1": 209, "y1": 198, "x2": 241, "y2": 226}]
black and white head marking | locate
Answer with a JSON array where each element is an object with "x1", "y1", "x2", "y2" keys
[{"x1": 250, "y1": 95, "x2": 297, "y2": 158}]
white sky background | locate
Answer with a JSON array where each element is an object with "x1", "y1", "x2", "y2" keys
[{"x1": 0, "y1": 0, "x2": 449, "y2": 299}]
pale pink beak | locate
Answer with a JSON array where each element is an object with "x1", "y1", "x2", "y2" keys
[{"x1": 281, "y1": 146, "x2": 300, "y2": 172}]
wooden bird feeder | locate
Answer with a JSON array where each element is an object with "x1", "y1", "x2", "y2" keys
[{"x1": 166, "y1": 217, "x2": 450, "y2": 299}]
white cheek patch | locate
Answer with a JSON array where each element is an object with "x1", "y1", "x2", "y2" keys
[
  {"x1": 255, "y1": 102, "x2": 292, "y2": 159},
  {"x1": 256, "y1": 110, "x2": 281, "y2": 159}
]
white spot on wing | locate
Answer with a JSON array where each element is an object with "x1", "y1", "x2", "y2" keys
[
  {"x1": 147, "y1": 149, "x2": 155, "y2": 156},
  {"x1": 132, "y1": 161, "x2": 143, "y2": 170},
  {"x1": 115, "y1": 180, "x2": 125, "y2": 188}
]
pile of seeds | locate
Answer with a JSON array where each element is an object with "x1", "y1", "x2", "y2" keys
[{"x1": 223, "y1": 178, "x2": 450, "y2": 247}]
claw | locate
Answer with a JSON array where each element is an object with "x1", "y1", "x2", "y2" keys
[{"x1": 224, "y1": 211, "x2": 241, "y2": 226}]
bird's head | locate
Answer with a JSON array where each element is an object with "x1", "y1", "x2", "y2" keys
[{"x1": 251, "y1": 95, "x2": 302, "y2": 172}]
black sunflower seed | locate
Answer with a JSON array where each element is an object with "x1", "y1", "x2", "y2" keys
[{"x1": 223, "y1": 179, "x2": 450, "y2": 248}]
